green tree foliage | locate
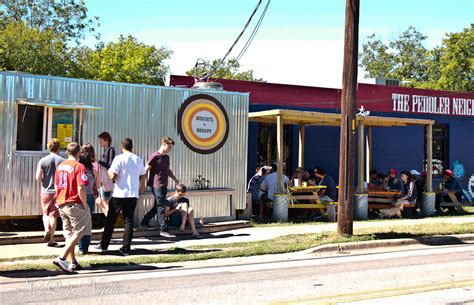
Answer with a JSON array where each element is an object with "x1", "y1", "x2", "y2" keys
[
  {"x1": 186, "y1": 58, "x2": 264, "y2": 82},
  {"x1": 360, "y1": 25, "x2": 473, "y2": 92},
  {"x1": 88, "y1": 35, "x2": 172, "y2": 86},
  {"x1": 0, "y1": 21, "x2": 68, "y2": 75},
  {"x1": 0, "y1": 0, "x2": 100, "y2": 43},
  {"x1": 432, "y1": 24, "x2": 473, "y2": 92}
]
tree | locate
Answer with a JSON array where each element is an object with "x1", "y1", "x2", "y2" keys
[
  {"x1": 360, "y1": 26, "x2": 428, "y2": 84},
  {"x1": 433, "y1": 24, "x2": 474, "y2": 92},
  {"x1": 186, "y1": 58, "x2": 265, "y2": 82},
  {"x1": 88, "y1": 35, "x2": 172, "y2": 86},
  {"x1": 0, "y1": 21, "x2": 69, "y2": 76},
  {"x1": 360, "y1": 25, "x2": 473, "y2": 92},
  {"x1": 0, "y1": 0, "x2": 100, "y2": 43}
]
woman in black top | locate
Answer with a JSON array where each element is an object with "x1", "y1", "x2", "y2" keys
[{"x1": 97, "y1": 132, "x2": 116, "y2": 215}]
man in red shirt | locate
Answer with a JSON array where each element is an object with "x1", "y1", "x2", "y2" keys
[{"x1": 53, "y1": 142, "x2": 91, "y2": 273}]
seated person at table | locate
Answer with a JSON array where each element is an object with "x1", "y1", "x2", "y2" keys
[
  {"x1": 385, "y1": 168, "x2": 403, "y2": 191},
  {"x1": 166, "y1": 184, "x2": 202, "y2": 238},
  {"x1": 435, "y1": 169, "x2": 463, "y2": 212},
  {"x1": 393, "y1": 171, "x2": 417, "y2": 208},
  {"x1": 314, "y1": 167, "x2": 337, "y2": 203},
  {"x1": 369, "y1": 170, "x2": 378, "y2": 186},
  {"x1": 368, "y1": 173, "x2": 386, "y2": 191},
  {"x1": 259, "y1": 164, "x2": 289, "y2": 219},
  {"x1": 307, "y1": 169, "x2": 320, "y2": 186},
  {"x1": 290, "y1": 167, "x2": 305, "y2": 186}
]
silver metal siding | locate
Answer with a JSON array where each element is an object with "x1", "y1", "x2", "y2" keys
[{"x1": 0, "y1": 72, "x2": 248, "y2": 217}]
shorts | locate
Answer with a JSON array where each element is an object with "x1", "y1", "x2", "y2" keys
[
  {"x1": 40, "y1": 193, "x2": 59, "y2": 218},
  {"x1": 58, "y1": 202, "x2": 92, "y2": 241}
]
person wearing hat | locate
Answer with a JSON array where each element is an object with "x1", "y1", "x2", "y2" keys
[
  {"x1": 435, "y1": 169, "x2": 463, "y2": 212},
  {"x1": 385, "y1": 169, "x2": 403, "y2": 191},
  {"x1": 410, "y1": 170, "x2": 426, "y2": 205}
]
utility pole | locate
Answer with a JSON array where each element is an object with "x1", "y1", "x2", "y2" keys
[{"x1": 337, "y1": 0, "x2": 359, "y2": 236}]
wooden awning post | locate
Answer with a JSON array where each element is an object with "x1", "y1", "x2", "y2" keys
[
  {"x1": 277, "y1": 114, "x2": 284, "y2": 192},
  {"x1": 357, "y1": 122, "x2": 365, "y2": 193},
  {"x1": 365, "y1": 126, "x2": 372, "y2": 182},
  {"x1": 298, "y1": 124, "x2": 305, "y2": 168},
  {"x1": 426, "y1": 124, "x2": 433, "y2": 192}
]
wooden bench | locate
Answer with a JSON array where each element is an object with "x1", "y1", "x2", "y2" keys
[
  {"x1": 368, "y1": 190, "x2": 416, "y2": 217},
  {"x1": 439, "y1": 190, "x2": 471, "y2": 212}
]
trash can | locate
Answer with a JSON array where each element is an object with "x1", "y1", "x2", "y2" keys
[
  {"x1": 272, "y1": 194, "x2": 289, "y2": 222},
  {"x1": 354, "y1": 193, "x2": 368, "y2": 220},
  {"x1": 421, "y1": 192, "x2": 436, "y2": 217}
]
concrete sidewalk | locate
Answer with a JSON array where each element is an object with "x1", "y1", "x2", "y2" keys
[{"x1": 0, "y1": 216, "x2": 473, "y2": 261}]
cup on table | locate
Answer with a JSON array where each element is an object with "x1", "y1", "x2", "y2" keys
[
  {"x1": 302, "y1": 182, "x2": 307, "y2": 187},
  {"x1": 294, "y1": 178, "x2": 300, "y2": 186}
]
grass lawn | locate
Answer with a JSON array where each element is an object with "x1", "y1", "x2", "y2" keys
[{"x1": 1, "y1": 221, "x2": 473, "y2": 273}]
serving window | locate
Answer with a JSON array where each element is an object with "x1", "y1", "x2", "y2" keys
[{"x1": 15, "y1": 98, "x2": 99, "y2": 152}]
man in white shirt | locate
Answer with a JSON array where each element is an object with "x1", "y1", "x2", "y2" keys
[
  {"x1": 95, "y1": 138, "x2": 146, "y2": 256},
  {"x1": 258, "y1": 163, "x2": 289, "y2": 219}
]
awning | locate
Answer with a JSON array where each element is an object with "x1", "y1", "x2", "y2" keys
[{"x1": 16, "y1": 98, "x2": 101, "y2": 110}]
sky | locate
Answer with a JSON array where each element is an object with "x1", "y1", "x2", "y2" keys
[{"x1": 85, "y1": 0, "x2": 473, "y2": 89}]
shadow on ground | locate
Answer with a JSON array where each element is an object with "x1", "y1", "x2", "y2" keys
[
  {"x1": 0, "y1": 264, "x2": 172, "y2": 279},
  {"x1": 372, "y1": 232, "x2": 468, "y2": 246}
]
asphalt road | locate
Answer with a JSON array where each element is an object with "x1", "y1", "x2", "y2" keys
[{"x1": 1, "y1": 244, "x2": 473, "y2": 305}]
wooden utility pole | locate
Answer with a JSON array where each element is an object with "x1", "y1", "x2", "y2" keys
[{"x1": 337, "y1": 0, "x2": 359, "y2": 236}]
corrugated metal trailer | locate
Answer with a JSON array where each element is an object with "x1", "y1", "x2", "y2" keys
[{"x1": 0, "y1": 72, "x2": 248, "y2": 222}]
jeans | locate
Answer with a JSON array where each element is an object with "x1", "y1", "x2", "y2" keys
[
  {"x1": 100, "y1": 197, "x2": 137, "y2": 252},
  {"x1": 141, "y1": 187, "x2": 169, "y2": 230},
  {"x1": 78, "y1": 194, "x2": 94, "y2": 253}
]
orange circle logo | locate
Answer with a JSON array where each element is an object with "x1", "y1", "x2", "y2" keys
[{"x1": 178, "y1": 94, "x2": 229, "y2": 154}]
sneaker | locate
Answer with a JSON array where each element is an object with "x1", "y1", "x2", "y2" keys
[
  {"x1": 159, "y1": 230, "x2": 176, "y2": 238},
  {"x1": 53, "y1": 257, "x2": 73, "y2": 273},
  {"x1": 70, "y1": 262, "x2": 84, "y2": 271},
  {"x1": 47, "y1": 241, "x2": 58, "y2": 247},
  {"x1": 93, "y1": 244, "x2": 106, "y2": 253},
  {"x1": 192, "y1": 234, "x2": 203, "y2": 239},
  {"x1": 118, "y1": 248, "x2": 130, "y2": 256}
]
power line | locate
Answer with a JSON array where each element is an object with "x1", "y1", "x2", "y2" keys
[{"x1": 197, "y1": 0, "x2": 271, "y2": 81}]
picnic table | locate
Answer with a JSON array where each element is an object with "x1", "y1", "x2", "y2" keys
[{"x1": 287, "y1": 185, "x2": 337, "y2": 221}]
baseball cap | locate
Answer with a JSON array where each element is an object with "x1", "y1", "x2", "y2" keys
[
  {"x1": 388, "y1": 168, "x2": 398, "y2": 175},
  {"x1": 444, "y1": 169, "x2": 453, "y2": 177},
  {"x1": 410, "y1": 170, "x2": 421, "y2": 176}
]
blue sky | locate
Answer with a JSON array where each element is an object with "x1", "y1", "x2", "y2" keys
[{"x1": 85, "y1": 0, "x2": 473, "y2": 88}]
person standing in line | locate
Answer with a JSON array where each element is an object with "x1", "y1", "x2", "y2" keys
[
  {"x1": 97, "y1": 132, "x2": 115, "y2": 216},
  {"x1": 95, "y1": 138, "x2": 146, "y2": 256},
  {"x1": 140, "y1": 137, "x2": 179, "y2": 238},
  {"x1": 53, "y1": 142, "x2": 90, "y2": 273},
  {"x1": 77, "y1": 144, "x2": 100, "y2": 254},
  {"x1": 35, "y1": 138, "x2": 64, "y2": 247}
]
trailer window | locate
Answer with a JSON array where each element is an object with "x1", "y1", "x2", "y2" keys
[
  {"x1": 16, "y1": 104, "x2": 45, "y2": 151},
  {"x1": 16, "y1": 105, "x2": 81, "y2": 151}
]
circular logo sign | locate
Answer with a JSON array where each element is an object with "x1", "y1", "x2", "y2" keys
[{"x1": 178, "y1": 94, "x2": 229, "y2": 154}]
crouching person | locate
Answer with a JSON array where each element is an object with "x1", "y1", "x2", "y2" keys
[
  {"x1": 166, "y1": 184, "x2": 202, "y2": 239},
  {"x1": 53, "y1": 142, "x2": 91, "y2": 273}
]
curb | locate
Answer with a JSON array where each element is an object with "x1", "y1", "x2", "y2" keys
[
  {"x1": 0, "y1": 221, "x2": 251, "y2": 245},
  {"x1": 307, "y1": 233, "x2": 474, "y2": 254}
]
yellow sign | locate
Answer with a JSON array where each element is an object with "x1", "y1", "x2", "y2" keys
[{"x1": 57, "y1": 124, "x2": 73, "y2": 148}]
